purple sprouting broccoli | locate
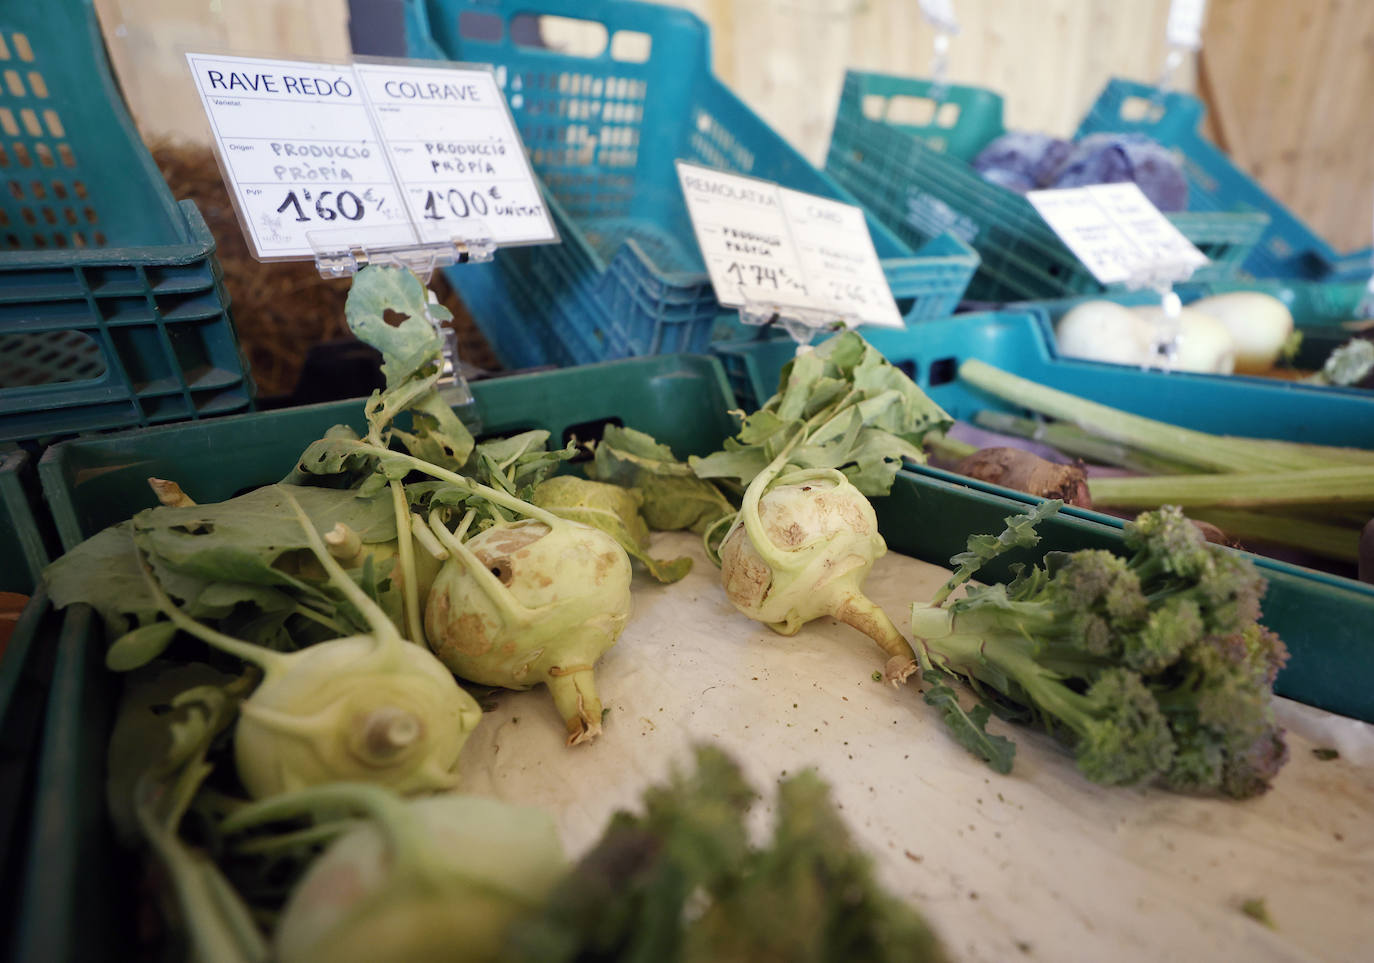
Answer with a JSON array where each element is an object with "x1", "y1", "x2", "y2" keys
[
  {"x1": 1048, "y1": 133, "x2": 1189, "y2": 211},
  {"x1": 911, "y1": 503, "x2": 1289, "y2": 798},
  {"x1": 971, "y1": 131, "x2": 1074, "y2": 194}
]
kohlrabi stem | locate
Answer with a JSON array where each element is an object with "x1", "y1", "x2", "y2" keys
[
  {"x1": 833, "y1": 594, "x2": 919, "y2": 684},
  {"x1": 546, "y1": 668, "x2": 603, "y2": 746},
  {"x1": 281, "y1": 487, "x2": 404, "y2": 650},
  {"x1": 343, "y1": 438, "x2": 565, "y2": 528},
  {"x1": 134, "y1": 541, "x2": 288, "y2": 676},
  {"x1": 410, "y1": 513, "x2": 449, "y2": 560},
  {"x1": 230, "y1": 820, "x2": 355, "y2": 856},
  {"x1": 221, "y1": 782, "x2": 444, "y2": 885},
  {"x1": 290, "y1": 602, "x2": 345, "y2": 634},
  {"x1": 426, "y1": 511, "x2": 534, "y2": 629},
  {"x1": 390, "y1": 480, "x2": 425, "y2": 645},
  {"x1": 739, "y1": 432, "x2": 807, "y2": 572}
]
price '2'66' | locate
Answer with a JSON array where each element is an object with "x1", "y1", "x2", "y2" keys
[{"x1": 275, "y1": 189, "x2": 366, "y2": 222}]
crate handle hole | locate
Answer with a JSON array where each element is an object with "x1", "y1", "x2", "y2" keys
[
  {"x1": 610, "y1": 30, "x2": 651, "y2": 63},
  {"x1": 513, "y1": 14, "x2": 608, "y2": 58},
  {"x1": 927, "y1": 357, "x2": 957, "y2": 386},
  {"x1": 0, "y1": 330, "x2": 107, "y2": 388},
  {"x1": 861, "y1": 94, "x2": 887, "y2": 120},
  {"x1": 886, "y1": 95, "x2": 938, "y2": 127},
  {"x1": 1119, "y1": 96, "x2": 1163, "y2": 124},
  {"x1": 458, "y1": 10, "x2": 502, "y2": 42},
  {"x1": 936, "y1": 102, "x2": 960, "y2": 127},
  {"x1": 895, "y1": 359, "x2": 918, "y2": 380}
]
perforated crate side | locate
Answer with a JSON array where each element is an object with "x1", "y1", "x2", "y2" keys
[
  {"x1": 830, "y1": 71, "x2": 1268, "y2": 302},
  {"x1": 411, "y1": 2, "x2": 974, "y2": 367},
  {"x1": 0, "y1": 0, "x2": 186, "y2": 252},
  {"x1": 1077, "y1": 78, "x2": 1370, "y2": 282},
  {"x1": 0, "y1": 200, "x2": 254, "y2": 444}
]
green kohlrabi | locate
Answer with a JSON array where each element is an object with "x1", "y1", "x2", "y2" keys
[
  {"x1": 691, "y1": 332, "x2": 953, "y2": 683},
  {"x1": 221, "y1": 782, "x2": 566, "y2": 963},
  {"x1": 293, "y1": 265, "x2": 636, "y2": 745},
  {"x1": 128, "y1": 486, "x2": 483, "y2": 799}
]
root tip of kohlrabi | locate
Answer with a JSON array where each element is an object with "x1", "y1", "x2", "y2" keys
[{"x1": 883, "y1": 655, "x2": 919, "y2": 687}]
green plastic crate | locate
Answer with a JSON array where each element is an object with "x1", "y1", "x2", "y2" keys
[
  {"x1": 826, "y1": 71, "x2": 1269, "y2": 302},
  {"x1": 17, "y1": 353, "x2": 1373, "y2": 959},
  {"x1": 1, "y1": 446, "x2": 45, "y2": 593},
  {"x1": 0, "y1": 0, "x2": 253, "y2": 443}
]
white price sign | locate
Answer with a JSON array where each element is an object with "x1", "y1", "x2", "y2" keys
[
  {"x1": 186, "y1": 53, "x2": 556, "y2": 261},
  {"x1": 1166, "y1": 0, "x2": 1207, "y2": 51},
  {"x1": 1026, "y1": 183, "x2": 1208, "y2": 287},
  {"x1": 676, "y1": 162, "x2": 903, "y2": 330}
]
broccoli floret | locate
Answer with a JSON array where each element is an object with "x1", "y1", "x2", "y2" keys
[
  {"x1": 915, "y1": 598, "x2": 1174, "y2": 787},
  {"x1": 911, "y1": 503, "x2": 1290, "y2": 797}
]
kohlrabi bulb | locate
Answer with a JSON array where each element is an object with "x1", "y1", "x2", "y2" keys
[
  {"x1": 235, "y1": 636, "x2": 481, "y2": 799},
  {"x1": 718, "y1": 468, "x2": 918, "y2": 683},
  {"x1": 226, "y1": 785, "x2": 566, "y2": 963},
  {"x1": 424, "y1": 518, "x2": 632, "y2": 745}
]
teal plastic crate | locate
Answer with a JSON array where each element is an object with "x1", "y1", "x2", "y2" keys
[
  {"x1": 826, "y1": 70, "x2": 1269, "y2": 303},
  {"x1": 1078, "y1": 79, "x2": 1374, "y2": 283},
  {"x1": 401, "y1": 0, "x2": 978, "y2": 370},
  {"x1": 1017, "y1": 279, "x2": 1372, "y2": 381},
  {"x1": 18, "y1": 350, "x2": 1374, "y2": 959},
  {"x1": 0, "y1": 0, "x2": 253, "y2": 443}
]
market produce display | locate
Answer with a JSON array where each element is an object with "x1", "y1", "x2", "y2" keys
[
  {"x1": 972, "y1": 130, "x2": 1189, "y2": 210},
  {"x1": 26, "y1": 258, "x2": 1319, "y2": 958},
  {"x1": 941, "y1": 359, "x2": 1374, "y2": 567}
]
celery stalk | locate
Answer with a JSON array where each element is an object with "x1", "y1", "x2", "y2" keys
[
  {"x1": 959, "y1": 359, "x2": 1369, "y2": 473},
  {"x1": 1189, "y1": 509, "x2": 1360, "y2": 563},
  {"x1": 972, "y1": 411, "x2": 1202, "y2": 475},
  {"x1": 1088, "y1": 466, "x2": 1374, "y2": 509}
]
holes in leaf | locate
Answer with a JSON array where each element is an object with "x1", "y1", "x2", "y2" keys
[
  {"x1": 489, "y1": 560, "x2": 514, "y2": 585},
  {"x1": 382, "y1": 308, "x2": 409, "y2": 328}
]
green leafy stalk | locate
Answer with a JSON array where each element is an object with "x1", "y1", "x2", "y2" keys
[
  {"x1": 1088, "y1": 466, "x2": 1374, "y2": 510},
  {"x1": 922, "y1": 672, "x2": 1015, "y2": 774},
  {"x1": 960, "y1": 358, "x2": 1374, "y2": 472}
]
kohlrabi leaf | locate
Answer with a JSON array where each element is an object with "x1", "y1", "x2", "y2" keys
[
  {"x1": 107, "y1": 621, "x2": 180, "y2": 671},
  {"x1": 343, "y1": 265, "x2": 474, "y2": 470},
  {"x1": 345, "y1": 264, "x2": 452, "y2": 388},
  {"x1": 689, "y1": 331, "x2": 952, "y2": 499},
  {"x1": 532, "y1": 475, "x2": 692, "y2": 583},
  {"x1": 105, "y1": 664, "x2": 269, "y2": 962},
  {"x1": 589, "y1": 425, "x2": 737, "y2": 533},
  {"x1": 44, "y1": 522, "x2": 165, "y2": 637},
  {"x1": 923, "y1": 673, "x2": 1017, "y2": 775},
  {"x1": 134, "y1": 484, "x2": 397, "y2": 586}
]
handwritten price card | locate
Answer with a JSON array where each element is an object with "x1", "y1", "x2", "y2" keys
[
  {"x1": 186, "y1": 54, "x2": 555, "y2": 260},
  {"x1": 676, "y1": 162, "x2": 902, "y2": 329},
  {"x1": 1026, "y1": 182, "x2": 1207, "y2": 286}
]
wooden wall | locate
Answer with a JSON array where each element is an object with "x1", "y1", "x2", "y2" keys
[{"x1": 94, "y1": 0, "x2": 1373, "y2": 252}]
